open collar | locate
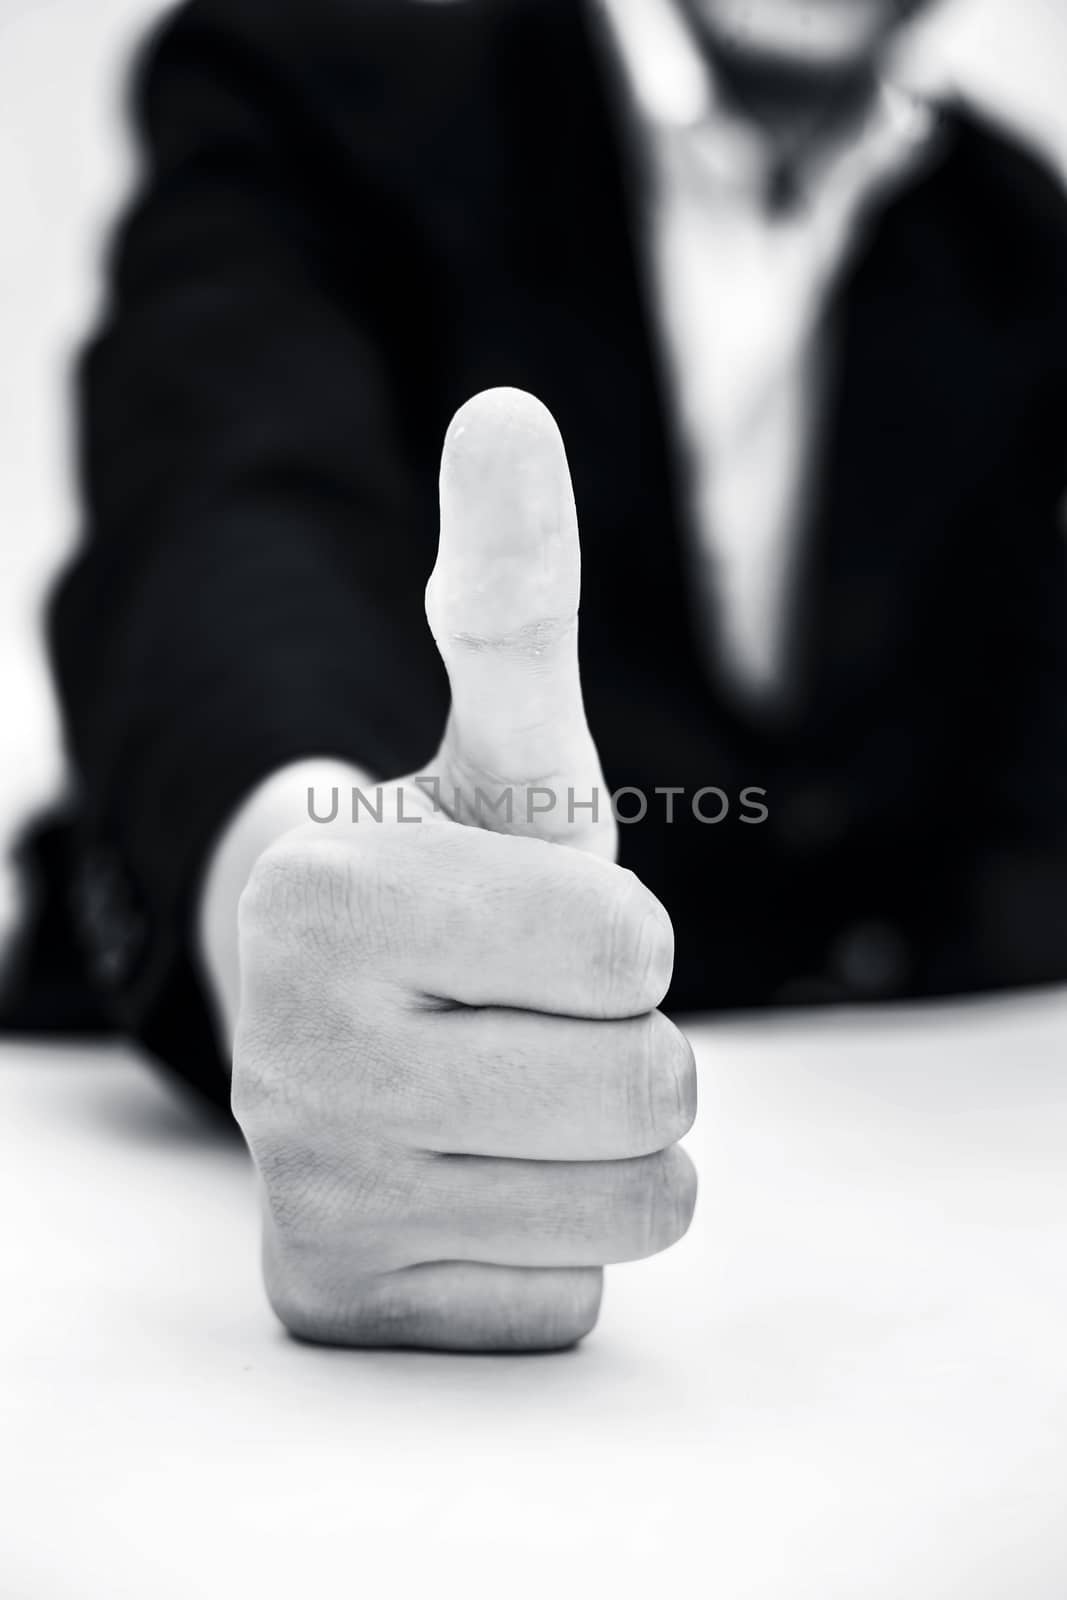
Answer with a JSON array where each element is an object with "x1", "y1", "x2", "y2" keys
[{"x1": 592, "y1": 0, "x2": 933, "y2": 206}]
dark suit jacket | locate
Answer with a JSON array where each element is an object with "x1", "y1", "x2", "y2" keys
[{"x1": 21, "y1": 0, "x2": 1067, "y2": 1104}]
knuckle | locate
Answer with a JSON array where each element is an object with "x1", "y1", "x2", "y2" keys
[
  {"x1": 238, "y1": 843, "x2": 316, "y2": 941},
  {"x1": 239, "y1": 834, "x2": 395, "y2": 954},
  {"x1": 442, "y1": 612, "x2": 578, "y2": 659},
  {"x1": 230, "y1": 1009, "x2": 304, "y2": 1130},
  {"x1": 267, "y1": 1276, "x2": 399, "y2": 1348},
  {"x1": 239, "y1": 832, "x2": 423, "y2": 1002},
  {"x1": 335, "y1": 838, "x2": 399, "y2": 946},
  {"x1": 230, "y1": 973, "x2": 355, "y2": 1127},
  {"x1": 261, "y1": 1136, "x2": 417, "y2": 1260},
  {"x1": 232, "y1": 947, "x2": 417, "y2": 1142},
  {"x1": 256, "y1": 1143, "x2": 328, "y2": 1239},
  {"x1": 259, "y1": 1156, "x2": 417, "y2": 1342},
  {"x1": 263, "y1": 1249, "x2": 342, "y2": 1344},
  {"x1": 334, "y1": 827, "x2": 442, "y2": 963},
  {"x1": 260, "y1": 1195, "x2": 337, "y2": 1340}
]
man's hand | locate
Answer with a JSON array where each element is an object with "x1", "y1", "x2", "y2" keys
[{"x1": 229, "y1": 389, "x2": 697, "y2": 1350}]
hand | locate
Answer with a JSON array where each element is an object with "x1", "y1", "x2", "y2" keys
[{"x1": 230, "y1": 389, "x2": 698, "y2": 1350}]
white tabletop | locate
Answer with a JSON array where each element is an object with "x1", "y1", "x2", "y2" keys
[{"x1": 3, "y1": 991, "x2": 1066, "y2": 1599}]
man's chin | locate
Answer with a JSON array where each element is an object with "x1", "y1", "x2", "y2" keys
[{"x1": 685, "y1": 0, "x2": 895, "y2": 74}]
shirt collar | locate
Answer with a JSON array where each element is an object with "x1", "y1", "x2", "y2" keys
[{"x1": 594, "y1": 0, "x2": 713, "y2": 130}]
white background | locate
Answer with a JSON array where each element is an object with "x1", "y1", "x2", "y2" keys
[{"x1": 1, "y1": 0, "x2": 1067, "y2": 943}]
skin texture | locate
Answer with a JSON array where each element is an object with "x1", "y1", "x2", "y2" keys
[{"x1": 222, "y1": 391, "x2": 698, "y2": 1351}]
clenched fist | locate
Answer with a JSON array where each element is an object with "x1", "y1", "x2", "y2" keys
[{"x1": 221, "y1": 389, "x2": 697, "y2": 1351}]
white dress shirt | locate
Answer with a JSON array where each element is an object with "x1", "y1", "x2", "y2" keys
[{"x1": 594, "y1": 0, "x2": 935, "y2": 705}]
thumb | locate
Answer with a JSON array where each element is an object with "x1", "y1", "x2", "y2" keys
[{"x1": 425, "y1": 388, "x2": 614, "y2": 856}]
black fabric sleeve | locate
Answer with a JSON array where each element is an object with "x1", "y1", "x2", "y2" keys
[
  {"x1": 955, "y1": 484, "x2": 1067, "y2": 992},
  {"x1": 48, "y1": 4, "x2": 448, "y2": 1102}
]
